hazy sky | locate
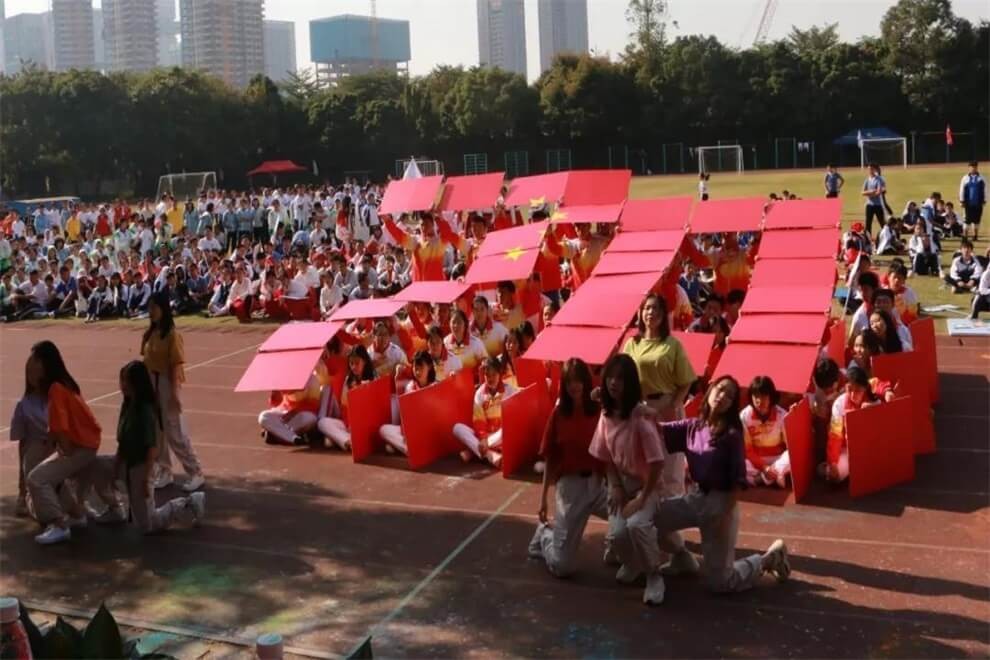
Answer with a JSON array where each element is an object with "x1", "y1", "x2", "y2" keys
[{"x1": 6, "y1": 0, "x2": 988, "y2": 81}]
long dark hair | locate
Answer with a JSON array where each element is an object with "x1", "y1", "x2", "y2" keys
[
  {"x1": 870, "y1": 309, "x2": 903, "y2": 353},
  {"x1": 411, "y1": 350, "x2": 437, "y2": 386},
  {"x1": 120, "y1": 360, "x2": 161, "y2": 423},
  {"x1": 143, "y1": 290, "x2": 175, "y2": 347},
  {"x1": 846, "y1": 365, "x2": 879, "y2": 403},
  {"x1": 559, "y1": 357, "x2": 598, "y2": 417},
  {"x1": 30, "y1": 340, "x2": 80, "y2": 395},
  {"x1": 346, "y1": 345, "x2": 376, "y2": 386},
  {"x1": 699, "y1": 375, "x2": 743, "y2": 439},
  {"x1": 600, "y1": 353, "x2": 641, "y2": 419},
  {"x1": 635, "y1": 293, "x2": 670, "y2": 341}
]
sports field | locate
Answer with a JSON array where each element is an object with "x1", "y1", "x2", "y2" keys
[{"x1": 0, "y1": 164, "x2": 987, "y2": 658}]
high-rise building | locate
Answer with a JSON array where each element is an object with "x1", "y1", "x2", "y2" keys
[
  {"x1": 537, "y1": 0, "x2": 588, "y2": 73},
  {"x1": 92, "y1": 8, "x2": 106, "y2": 71},
  {"x1": 51, "y1": 0, "x2": 96, "y2": 71},
  {"x1": 477, "y1": 0, "x2": 526, "y2": 78},
  {"x1": 156, "y1": 0, "x2": 180, "y2": 67},
  {"x1": 103, "y1": 0, "x2": 158, "y2": 72},
  {"x1": 4, "y1": 12, "x2": 53, "y2": 72},
  {"x1": 0, "y1": 0, "x2": 7, "y2": 75},
  {"x1": 180, "y1": 0, "x2": 264, "y2": 88},
  {"x1": 263, "y1": 19, "x2": 296, "y2": 82},
  {"x1": 309, "y1": 14, "x2": 410, "y2": 87}
]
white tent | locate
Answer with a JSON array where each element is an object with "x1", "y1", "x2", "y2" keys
[{"x1": 402, "y1": 158, "x2": 423, "y2": 180}]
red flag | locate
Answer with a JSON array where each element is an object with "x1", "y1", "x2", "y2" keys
[{"x1": 946, "y1": 124, "x2": 954, "y2": 146}]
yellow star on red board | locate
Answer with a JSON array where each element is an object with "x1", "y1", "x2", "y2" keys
[
  {"x1": 529, "y1": 196, "x2": 546, "y2": 209},
  {"x1": 551, "y1": 210, "x2": 568, "y2": 222},
  {"x1": 504, "y1": 246, "x2": 526, "y2": 261}
]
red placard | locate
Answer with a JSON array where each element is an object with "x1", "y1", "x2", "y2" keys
[
  {"x1": 259, "y1": 321, "x2": 344, "y2": 353},
  {"x1": 379, "y1": 176, "x2": 445, "y2": 215},
  {"x1": 438, "y1": 172, "x2": 505, "y2": 212},
  {"x1": 711, "y1": 342, "x2": 819, "y2": 394},
  {"x1": 670, "y1": 331, "x2": 715, "y2": 378},
  {"x1": 749, "y1": 258, "x2": 837, "y2": 289},
  {"x1": 758, "y1": 228, "x2": 840, "y2": 260},
  {"x1": 740, "y1": 285, "x2": 835, "y2": 315},
  {"x1": 783, "y1": 399, "x2": 814, "y2": 503},
  {"x1": 392, "y1": 280, "x2": 472, "y2": 304},
  {"x1": 476, "y1": 221, "x2": 550, "y2": 259},
  {"x1": 330, "y1": 299, "x2": 406, "y2": 322},
  {"x1": 872, "y1": 351, "x2": 936, "y2": 454},
  {"x1": 503, "y1": 173, "x2": 569, "y2": 209},
  {"x1": 591, "y1": 251, "x2": 675, "y2": 277},
  {"x1": 608, "y1": 230, "x2": 686, "y2": 253},
  {"x1": 515, "y1": 357, "x2": 548, "y2": 389},
  {"x1": 450, "y1": 367, "x2": 476, "y2": 424},
  {"x1": 689, "y1": 197, "x2": 766, "y2": 234},
  {"x1": 846, "y1": 396, "x2": 916, "y2": 497},
  {"x1": 763, "y1": 197, "x2": 842, "y2": 230},
  {"x1": 348, "y1": 377, "x2": 393, "y2": 463},
  {"x1": 620, "y1": 197, "x2": 694, "y2": 232},
  {"x1": 910, "y1": 318, "x2": 939, "y2": 404},
  {"x1": 525, "y1": 325, "x2": 626, "y2": 365},
  {"x1": 235, "y1": 349, "x2": 323, "y2": 393},
  {"x1": 730, "y1": 314, "x2": 829, "y2": 345},
  {"x1": 552, "y1": 203, "x2": 625, "y2": 224},
  {"x1": 562, "y1": 170, "x2": 631, "y2": 206},
  {"x1": 465, "y1": 248, "x2": 540, "y2": 285},
  {"x1": 401, "y1": 376, "x2": 466, "y2": 470},
  {"x1": 500, "y1": 383, "x2": 551, "y2": 477}
]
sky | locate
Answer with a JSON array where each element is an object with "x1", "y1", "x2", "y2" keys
[{"x1": 5, "y1": 0, "x2": 989, "y2": 81}]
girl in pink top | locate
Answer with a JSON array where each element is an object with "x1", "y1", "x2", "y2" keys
[{"x1": 588, "y1": 354, "x2": 667, "y2": 606}]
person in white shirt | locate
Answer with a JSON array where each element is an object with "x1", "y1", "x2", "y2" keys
[
  {"x1": 11, "y1": 214, "x2": 26, "y2": 238},
  {"x1": 197, "y1": 228, "x2": 222, "y2": 253},
  {"x1": 127, "y1": 272, "x2": 152, "y2": 317},
  {"x1": 907, "y1": 223, "x2": 939, "y2": 276},
  {"x1": 970, "y1": 249, "x2": 990, "y2": 319},
  {"x1": 135, "y1": 220, "x2": 155, "y2": 257},
  {"x1": 369, "y1": 321, "x2": 409, "y2": 380},
  {"x1": 319, "y1": 271, "x2": 343, "y2": 319},
  {"x1": 331, "y1": 254, "x2": 359, "y2": 297},
  {"x1": 288, "y1": 254, "x2": 320, "y2": 297},
  {"x1": 698, "y1": 172, "x2": 710, "y2": 201},
  {"x1": 10, "y1": 270, "x2": 48, "y2": 318},
  {"x1": 309, "y1": 220, "x2": 328, "y2": 248},
  {"x1": 946, "y1": 239, "x2": 984, "y2": 293},
  {"x1": 267, "y1": 199, "x2": 289, "y2": 236}
]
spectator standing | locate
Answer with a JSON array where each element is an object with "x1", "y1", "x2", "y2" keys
[{"x1": 960, "y1": 161, "x2": 986, "y2": 241}]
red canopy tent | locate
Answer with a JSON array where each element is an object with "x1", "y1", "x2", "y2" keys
[{"x1": 247, "y1": 160, "x2": 308, "y2": 183}]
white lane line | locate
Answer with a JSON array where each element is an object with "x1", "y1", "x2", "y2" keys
[{"x1": 0, "y1": 342, "x2": 260, "y2": 437}]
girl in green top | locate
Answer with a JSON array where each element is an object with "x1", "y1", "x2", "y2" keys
[{"x1": 88, "y1": 361, "x2": 205, "y2": 533}]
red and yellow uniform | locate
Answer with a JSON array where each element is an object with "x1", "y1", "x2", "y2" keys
[
  {"x1": 384, "y1": 216, "x2": 458, "y2": 281},
  {"x1": 741, "y1": 405, "x2": 787, "y2": 469},
  {"x1": 472, "y1": 380, "x2": 517, "y2": 440},
  {"x1": 551, "y1": 235, "x2": 608, "y2": 289}
]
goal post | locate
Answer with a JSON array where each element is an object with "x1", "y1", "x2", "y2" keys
[
  {"x1": 860, "y1": 138, "x2": 907, "y2": 169},
  {"x1": 395, "y1": 158, "x2": 444, "y2": 179},
  {"x1": 697, "y1": 145, "x2": 744, "y2": 174},
  {"x1": 156, "y1": 171, "x2": 217, "y2": 201}
]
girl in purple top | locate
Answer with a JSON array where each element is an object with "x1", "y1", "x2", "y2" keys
[{"x1": 654, "y1": 375, "x2": 791, "y2": 594}]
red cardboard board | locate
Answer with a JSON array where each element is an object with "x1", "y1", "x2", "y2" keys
[
  {"x1": 846, "y1": 396, "x2": 916, "y2": 497},
  {"x1": 379, "y1": 176, "x2": 445, "y2": 215},
  {"x1": 872, "y1": 351, "x2": 936, "y2": 454},
  {"x1": 349, "y1": 377, "x2": 394, "y2": 462},
  {"x1": 401, "y1": 376, "x2": 467, "y2": 470},
  {"x1": 689, "y1": 197, "x2": 765, "y2": 234},
  {"x1": 500, "y1": 383, "x2": 549, "y2": 477},
  {"x1": 525, "y1": 324, "x2": 626, "y2": 365},
  {"x1": 759, "y1": 228, "x2": 839, "y2": 260},
  {"x1": 783, "y1": 398, "x2": 814, "y2": 503},
  {"x1": 608, "y1": 229, "x2": 686, "y2": 253},
  {"x1": 620, "y1": 197, "x2": 694, "y2": 232},
  {"x1": 438, "y1": 172, "x2": 505, "y2": 211},
  {"x1": 910, "y1": 318, "x2": 939, "y2": 404},
  {"x1": 235, "y1": 349, "x2": 324, "y2": 393},
  {"x1": 763, "y1": 197, "x2": 842, "y2": 230},
  {"x1": 730, "y1": 314, "x2": 829, "y2": 345},
  {"x1": 711, "y1": 342, "x2": 819, "y2": 394},
  {"x1": 259, "y1": 321, "x2": 344, "y2": 353},
  {"x1": 749, "y1": 258, "x2": 837, "y2": 288}
]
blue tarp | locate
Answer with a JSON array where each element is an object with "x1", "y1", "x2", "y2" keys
[{"x1": 833, "y1": 127, "x2": 904, "y2": 146}]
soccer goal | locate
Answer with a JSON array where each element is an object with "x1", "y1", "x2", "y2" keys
[
  {"x1": 157, "y1": 171, "x2": 217, "y2": 201},
  {"x1": 395, "y1": 158, "x2": 444, "y2": 179},
  {"x1": 697, "y1": 145, "x2": 744, "y2": 174},
  {"x1": 860, "y1": 138, "x2": 907, "y2": 169}
]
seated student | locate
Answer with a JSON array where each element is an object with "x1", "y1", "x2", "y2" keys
[
  {"x1": 724, "y1": 289, "x2": 745, "y2": 328},
  {"x1": 651, "y1": 376, "x2": 791, "y2": 598},
  {"x1": 498, "y1": 327, "x2": 525, "y2": 388},
  {"x1": 453, "y1": 357, "x2": 517, "y2": 468},
  {"x1": 887, "y1": 264, "x2": 919, "y2": 325},
  {"x1": 870, "y1": 289, "x2": 913, "y2": 350},
  {"x1": 227, "y1": 265, "x2": 254, "y2": 323},
  {"x1": 258, "y1": 356, "x2": 328, "y2": 447},
  {"x1": 942, "y1": 202, "x2": 964, "y2": 238},
  {"x1": 849, "y1": 329, "x2": 896, "y2": 402},
  {"x1": 848, "y1": 271, "x2": 880, "y2": 328},
  {"x1": 319, "y1": 270, "x2": 344, "y2": 319},
  {"x1": 876, "y1": 219, "x2": 905, "y2": 255},
  {"x1": 586, "y1": 353, "x2": 669, "y2": 605},
  {"x1": 841, "y1": 222, "x2": 873, "y2": 256},
  {"x1": 741, "y1": 376, "x2": 790, "y2": 488},
  {"x1": 470, "y1": 295, "x2": 509, "y2": 358},
  {"x1": 84, "y1": 274, "x2": 113, "y2": 322},
  {"x1": 422, "y1": 325, "x2": 463, "y2": 380},
  {"x1": 869, "y1": 308, "x2": 905, "y2": 354},
  {"x1": 528, "y1": 358, "x2": 608, "y2": 578},
  {"x1": 444, "y1": 308, "x2": 488, "y2": 375},
  {"x1": 317, "y1": 345, "x2": 376, "y2": 451},
  {"x1": 971, "y1": 251, "x2": 990, "y2": 319},
  {"x1": 127, "y1": 271, "x2": 152, "y2": 317},
  {"x1": 805, "y1": 358, "x2": 842, "y2": 461},
  {"x1": 207, "y1": 270, "x2": 234, "y2": 317},
  {"x1": 493, "y1": 280, "x2": 527, "y2": 332},
  {"x1": 688, "y1": 294, "x2": 723, "y2": 333},
  {"x1": 901, "y1": 201, "x2": 922, "y2": 233},
  {"x1": 379, "y1": 350, "x2": 438, "y2": 455},
  {"x1": 946, "y1": 239, "x2": 984, "y2": 293},
  {"x1": 368, "y1": 320, "x2": 409, "y2": 380},
  {"x1": 822, "y1": 366, "x2": 879, "y2": 484},
  {"x1": 520, "y1": 320, "x2": 537, "y2": 351},
  {"x1": 86, "y1": 361, "x2": 205, "y2": 532},
  {"x1": 907, "y1": 224, "x2": 939, "y2": 276}
]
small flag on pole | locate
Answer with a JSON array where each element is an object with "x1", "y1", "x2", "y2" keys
[{"x1": 945, "y1": 124, "x2": 954, "y2": 146}]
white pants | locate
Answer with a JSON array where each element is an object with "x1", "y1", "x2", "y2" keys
[
  {"x1": 258, "y1": 409, "x2": 317, "y2": 444},
  {"x1": 656, "y1": 488, "x2": 764, "y2": 593},
  {"x1": 389, "y1": 395, "x2": 400, "y2": 425},
  {"x1": 379, "y1": 424, "x2": 407, "y2": 455},
  {"x1": 607, "y1": 474, "x2": 664, "y2": 576},
  {"x1": 453, "y1": 423, "x2": 502, "y2": 458},
  {"x1": 317, "y1": 417, "x2": 351, "y2": 450},
  {"x1": 745, "y1": 451, "x2": 791, "y2": 486},
  {"x1": 536, "y1": 473, "x2": 608, "y2": 577},
  {"x1": 152, "y1": 370, "x2": 202, "y2": 478},
  {"x1": 829, "y1": 449, "x2": 850, "y2": 482}
]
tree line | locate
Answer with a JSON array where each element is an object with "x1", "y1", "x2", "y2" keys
[{"x1": 0, "y1": 0, "x2": 986, "y2": 198}]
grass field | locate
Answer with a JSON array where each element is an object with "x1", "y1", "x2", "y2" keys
[{"x1": 631, "y1": 163, "x2": 988, "y2": 326}]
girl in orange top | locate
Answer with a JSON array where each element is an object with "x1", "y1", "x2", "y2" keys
[{"x1": 26, "y1": 341, "x2": 102, "y2": 545}]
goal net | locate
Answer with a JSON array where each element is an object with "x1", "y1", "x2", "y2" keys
[
  {"x1": 860, "y1": 138, "x2": 907, "y2": 169},
  {"x1": 157, "y1": 172, "x2": 217, "y2": 201},
  {"x1": 394, "y1": 158, "x2": 444, "y2": 179},
  {"x1": 697, "y1": 145, "x2": 743, "y2": 174}
]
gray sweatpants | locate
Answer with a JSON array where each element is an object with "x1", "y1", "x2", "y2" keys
[
  {"x1": 152, "y1": 371, "x2": 202, "y2": 478},
  {"x1": 88, "y1": 456, "x2": 193, "y2": 533},
  {"x1": 538, "y1": 473, "x2": 608, "y2": 577},
  {"x1": 18, "y1": 436, "x2": 56, "y2": 513},
  {"x1": 606, "y1": 474, "x2": 664, "y2": 575},
  {"x1": 655, "y1": 487, "x2": 764, "y2": 592},
  {"x1": 27, "y1": 448, "x2": 97, "y2": 524}
]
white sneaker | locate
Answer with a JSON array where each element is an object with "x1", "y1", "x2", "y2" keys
[
  {"x1": 487, "y1": 451, "x2": 503, "y2": 469},
  {"x1": 602, "y1": 545, "x2": 621, "y2": 566},
  {"x1": 35, "y1": 524, "x2": 71, "y2": 545},
  {"x1": 188, "y1": 492, "x2": 206, "y2": 526},
  {"x1": 660, "y1": 550, "x2": 700, "y2": 577},
  {"x1": 182, "y1": 474, "x2": 205, "y2": 492},
  {"x1": 94, "y1": 506, "x2": 127, "y2": 524},
  {"x1": 643, "y1": 571, "x2": 666, "y2": 605},
  {"x1": 533, "y1": 461, "x2": 546, "y2": 474},
  {"x1": 615, "y1": 564, "x2": 641, "y2": 584},
  {"x1": 153, "y1": 471, "x2": 174, "y2": 489},
  {"x1": 763, "y1": 539, "x2": 790, "y2": 582},
  {"x1": 528, "y1": 524, "x2": 547, "y2": 559}
]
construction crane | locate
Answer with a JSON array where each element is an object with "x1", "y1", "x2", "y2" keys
[
  {"x1": 369, "y1": 0, "x2": 380, "y2": 67},
  {"x1": 753, "y1": 0, "x2": 778, "y2": 45}
]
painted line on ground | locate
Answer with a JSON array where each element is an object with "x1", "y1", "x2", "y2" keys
[
  {"x1": 20, "y1": 599, "x2": 337, "y2": 660},
  {"x1": 346, "y1": 484, "x2": 528, "y2": 657},
  {"x1": 0, "y1": 342, "x2": 260, "y2": 437}
]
